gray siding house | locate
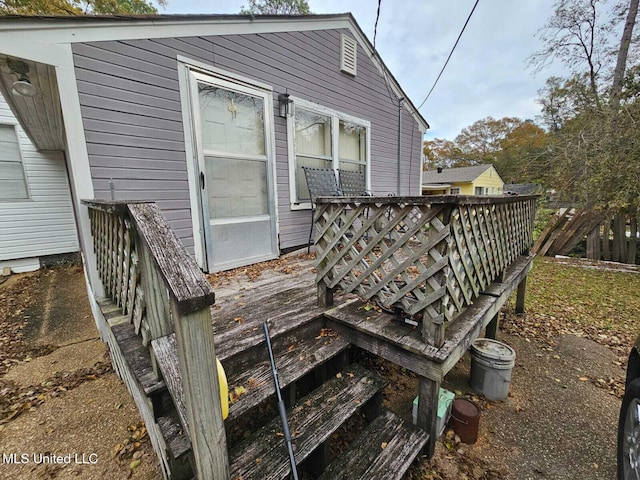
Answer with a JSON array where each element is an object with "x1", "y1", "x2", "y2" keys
[{"x1": 0, "y1": 14, "x2": 427, "y2": 280}]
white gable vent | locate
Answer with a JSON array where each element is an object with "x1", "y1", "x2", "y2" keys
[{"x1": 340, "y1": 34, "x2": 357, "y2": 76}]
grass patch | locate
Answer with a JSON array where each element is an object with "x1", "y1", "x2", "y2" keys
[{"x1": 502, "y1": 257, "x2": 640, "y2": 362}]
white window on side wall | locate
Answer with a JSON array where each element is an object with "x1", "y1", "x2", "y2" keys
[
  {"x1": 449, "y1": 187, "x2": 461, "y2": 194},
  {"x1": 287, "y1": 99, "x2": 370, "y2": 208},
  {"x1": 0, "y1": 124, "x2": 28, "y2": 200}
]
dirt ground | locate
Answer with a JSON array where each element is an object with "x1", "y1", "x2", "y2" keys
[
  {"x1": 0, "y1": 265, "x2": 161, "y2": 480},
  {"x1": 0, "y1": 260, "x2": 627, "y2": 479}
]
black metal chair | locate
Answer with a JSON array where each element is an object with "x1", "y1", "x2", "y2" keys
[
  {"x1": 338, "y1": 169, "x2": 369, "y2": 196},
  {"x1": 302, "y1": 167, "x2": 342, "y2": 252}
]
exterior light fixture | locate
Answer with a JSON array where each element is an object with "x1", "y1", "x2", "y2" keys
[
  {"x1": 12, "y1": 75, "x2": 37, "y2": 97},
  {"x1": 7, "y1": 58, "x2": 37, "y2": 97},
  {"x1": 278, "y1": 93, "x2": 293, "y2": 118}
]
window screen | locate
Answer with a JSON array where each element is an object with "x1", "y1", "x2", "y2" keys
[{"x1": 0, "y1": 125, "x2": 28, "y2": 200}]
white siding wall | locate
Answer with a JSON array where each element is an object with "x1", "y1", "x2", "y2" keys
[{"x1": 0, "y1": 94, "x2": 79, "y2": 265}]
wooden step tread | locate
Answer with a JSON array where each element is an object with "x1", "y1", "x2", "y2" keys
[
  {"x1": 110, "y1": 321, "x2": 165, "y2": 396},
  {"x1": 152, "y1": 326, "x2": 350, "y2": 444},
  {"x1": 229, "y1": 363, "x2": 386, "y2": 480},
  {"x1": 157, "y1": 410, "x2": 190, "y2": 460},
  {"x1": 226, "y1": 327, "x2": 350, "y2": 423},
  {"x1": 212, "y1": 284, "x2": 326, "y2": 364},
  {"x1": 318, "y1": 410, "x2": 429, "y2": 480}
]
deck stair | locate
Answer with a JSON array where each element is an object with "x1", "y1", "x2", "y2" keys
[
  {"x1": 318, "y1": 410, "x2": 429, "y2": 480},
  {"x1": 153, "y1": 318, "x2": 429, "y2": 480},
  {"x1": 228, "y1": 363, "x2": 386, "y2": 479}
]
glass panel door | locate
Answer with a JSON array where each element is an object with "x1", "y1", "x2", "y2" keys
[{"x1": 193, "y1": 73, "x2": 277, "y2": 271}]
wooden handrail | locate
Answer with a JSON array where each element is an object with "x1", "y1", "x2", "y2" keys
[
  {"x1": 83, "y1": 200, "x2": 215, "y2": 315},
  {"x1": 314, "y1": 195, "x2": 538, "y2": 347},
  {"x1": 82, "y1": 199, "x2": 229, "y2": 480},
  {"x1": 315, "y1": 194, "x2": 539, "y2": 205}
]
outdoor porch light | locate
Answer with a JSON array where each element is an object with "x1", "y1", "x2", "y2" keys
[
  {"x1": 7, "y1": 58, "x2": 37, "y2": 97},
  {"x1": 278, "y1": 93, "x2": 293, "y2": 118},
  {"x1": 12, "y1": 75, "x2": 37, "y2": 97}
]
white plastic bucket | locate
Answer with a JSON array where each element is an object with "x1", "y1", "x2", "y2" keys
[{"x1": 470, "y1": 338, "x2": 515, "y2": 401}]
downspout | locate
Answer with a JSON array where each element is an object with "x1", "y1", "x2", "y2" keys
[{"x1": 397, "y1": 97, "x2": 404, "y2": 195}]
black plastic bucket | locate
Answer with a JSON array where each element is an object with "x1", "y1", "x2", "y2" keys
[{"x1": 450, "y1": 398, "x2": 480, "y2": 444}]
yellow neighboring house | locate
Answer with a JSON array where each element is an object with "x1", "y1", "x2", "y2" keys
[{"x1": 421, "y1": 164, "x2": 504, "y2": 195}]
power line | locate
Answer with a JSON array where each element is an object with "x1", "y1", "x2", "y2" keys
[
  {"x1": 417, "y1": 0, "x2": 480, "y2": 110},
  {"x1": 373, "y1": 0, "x2": 382, "y2": 49},
  {"x1": 371, "y1": 0, "x2": 400, "y2": 107}
]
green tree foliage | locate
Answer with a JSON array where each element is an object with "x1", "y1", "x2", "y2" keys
[
  {"x1": 423, "y1": 117, "x2": 548, "y2": 184},
  {"x1": 0, "y1": 0, "x2": 166, "y2": 15},
  {"x1": 240, "y1": 0, "x2": 310, "y2": 15},
  {"x1": 533, "y1": 0, "x2": 640, "y2": 210}
]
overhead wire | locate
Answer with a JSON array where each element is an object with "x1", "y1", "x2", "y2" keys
[
  {"x1": 373, "y1": 0, "x2": 382, "y2": 49},
  {"x1": 371, "y1": 0, "x2": 400, "y2": 107},
  {"x1": 416, "y1": 0, "x2": 480, "y2": 110}
]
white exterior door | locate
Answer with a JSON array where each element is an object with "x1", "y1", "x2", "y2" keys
[{"x1": 190, "y1": 71, "x2": 278, "y2": 272}]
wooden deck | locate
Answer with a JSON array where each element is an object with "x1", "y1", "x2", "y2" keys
[{"x1": 83, "y1": 197, "x2": 537, "y2": 480}]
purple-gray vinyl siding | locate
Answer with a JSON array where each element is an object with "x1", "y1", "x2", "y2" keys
[{"x1": 72, "y1": 28, "x2": 423, "y2": 257}]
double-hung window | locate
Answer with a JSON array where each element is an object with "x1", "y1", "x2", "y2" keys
[
  {"x1": 0, "y1": 124, "x2": 28, "y2": 200},
  {"x1": 288, "y1": 99, "x2": 370, "y2": 208}
]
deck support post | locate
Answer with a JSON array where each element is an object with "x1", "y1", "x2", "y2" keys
[
  {"x1": 486, "y1": 313, "x2": 499, "y2": 340},
  {"x1": 417, "y1": 376, "x2": 439, "y2": 459},
  {"x1": 317, "y1": 282, "x2": 334, "y2": 308},
  {"x1": 515, "y1": 275, "x2": 528, "y2": 314}
]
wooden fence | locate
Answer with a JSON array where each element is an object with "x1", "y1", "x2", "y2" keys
[
  {"x1": 83, "y1": 200, "x2": 228, "y2": 479},
  {"x1": 533, "y1": 208, "x2": 638, "y2": 264},
  {"x1": 314, "y1": 195, "x2": 537, "y2": 347}
]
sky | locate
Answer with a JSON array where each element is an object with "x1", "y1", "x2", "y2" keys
[{"x1": 162, "y1": 0, "x2": 569, "y2": 140}]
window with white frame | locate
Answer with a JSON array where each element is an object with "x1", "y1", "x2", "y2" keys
[
  {"x1": 0, "y1": 124, "x2": 28, "y2": 200},
  {"x1": 288, "y1": 100, "x2": 370, "y2": 206},
  {"x1": 474, "y1": 186, "x2": 487, "y2": 195},
  {"x1": 449, "y1": 187, "x2": 461, "y2": 194}
]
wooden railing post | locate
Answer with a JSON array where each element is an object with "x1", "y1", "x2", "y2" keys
[{"x1": 172, "y1": 300, "x2": 229, "y2": 479}]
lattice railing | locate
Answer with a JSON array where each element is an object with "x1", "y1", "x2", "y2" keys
[
  {"x1": 87, "y1": 202, "x2": 147, "y2": 341},
  {"x1": 315, "y1": 195, "x2": 537, "y2": 347}
]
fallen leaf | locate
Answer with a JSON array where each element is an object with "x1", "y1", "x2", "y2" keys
[
  {"x1": 381, "y1": 442, "x2": 388, "y2": 449},
  {"x1": 288, "y1": 344, "x2": 295, "y2": 352},
  {"x1": 130, "y1": 459, "x2": 141, "y2": 470}
]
